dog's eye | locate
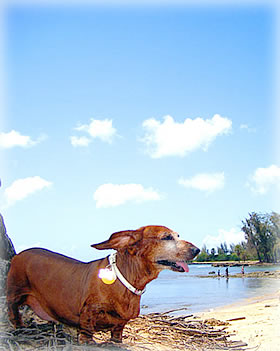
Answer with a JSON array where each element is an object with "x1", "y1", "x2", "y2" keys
[{"x1": 162, "y1": 235, "x2": 174, "y2": 241}]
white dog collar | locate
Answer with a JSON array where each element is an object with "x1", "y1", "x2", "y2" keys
[{"x1": 108, "y1": 252, "x2": 146, "y2": 296}]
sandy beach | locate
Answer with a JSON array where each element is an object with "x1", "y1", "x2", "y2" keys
[{"x1": 199, "y1": 290, "x2": 280, "y2": 350}]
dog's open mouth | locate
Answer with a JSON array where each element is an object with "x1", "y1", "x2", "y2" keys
[{"x1": 157, "y1": 260, "x2": 189, "y2": 273}]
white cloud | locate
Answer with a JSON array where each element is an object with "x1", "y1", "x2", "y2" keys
[
  {"x1": 240, "y1": 124, "x2": 256, "y2": 133},
  {"x1": 178, "y1": 172, "x2": 225, "y2": 194},
  {"x1": 247, "y1": 165, "x2": 280, "y2": 194},
  {"x1": 4, "y1": 176, "x2": 52, "y2": 207},
  {"x1": 203, "y1": 228, "x2": 245, "y2": 249},
  {"x1": 93, "y1": 183, "x2": 162, "y2": 208},
  {"x1": 0, "y1": 130, "x2": 42, "y2": 149},
  {"x1": 70, "y1": 136, "x2": 91, "y2": 147},
  {"x1": 141, "y1": 114, "x2": 232, "y2": 158},
  {"x1": 72, "y1": 118, "x2": 117, "y2": 146}
]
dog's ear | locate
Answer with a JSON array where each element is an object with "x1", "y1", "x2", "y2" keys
[{"x1": 91, "y1": 229, "x2": 143, "y2": 251}]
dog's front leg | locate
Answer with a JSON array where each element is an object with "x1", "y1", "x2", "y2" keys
[
  {"x1": 79, "y1": 301, "x2": 97, "y2": 344},
  {"x1": 110, "y1": 324, "x2": 125, "y2": 343},
  {"x1": 78, "y1": 329, "x2": 96, "y2": 344},
  {"x1": 7, "y1": 300, "x2": 24, "y2": 328}
]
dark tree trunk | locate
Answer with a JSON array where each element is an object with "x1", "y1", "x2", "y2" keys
[{"x1": 0, "y1": 214, "x2": 16, "y2": 261}]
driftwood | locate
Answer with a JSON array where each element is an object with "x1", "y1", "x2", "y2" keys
[
  {"x1": 226, "y1": 317, "x2": 246, "y2": 322},
  {"x1": 0, "y1": 302, "x2": 248, "y2": 351}
]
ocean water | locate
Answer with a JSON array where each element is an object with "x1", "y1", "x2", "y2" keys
[{"x1": 140, "y1": 264, "x2": 280, "y2": 315}]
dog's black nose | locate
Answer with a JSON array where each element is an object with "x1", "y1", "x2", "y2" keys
[{"x1": 192, "y1": 247, "x2": 200, "y2": 257}]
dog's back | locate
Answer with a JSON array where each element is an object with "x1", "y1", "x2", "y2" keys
[{"x1": 7, "y1": 248, "x2": 91, "y2": 326}]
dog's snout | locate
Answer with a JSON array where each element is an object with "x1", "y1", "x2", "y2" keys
[{"x1": 192, "y1": 247, "x2": 200, "y2": 257}]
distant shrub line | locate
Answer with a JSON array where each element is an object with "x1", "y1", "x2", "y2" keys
[{"x1": 196, "y1": 212, "x2": 280, "y2": 264}]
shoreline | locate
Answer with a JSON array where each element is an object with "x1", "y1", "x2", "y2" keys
[
  {"x1": 197, "y1": 290, "x2": 280, "y2": 350},
  {"x1": 191, "y1": 260, "x2": 280, "y2": 267},
  {"x1": 194, "y1": 269, "x2": 280, "y2": 279}
]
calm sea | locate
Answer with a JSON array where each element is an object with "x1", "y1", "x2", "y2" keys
[{"x1": 140, "y1": 264, "x2": 280, "y2": 315}]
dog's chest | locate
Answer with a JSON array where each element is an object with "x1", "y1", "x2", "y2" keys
[
  {"x1": 80, "y1": 299, "x2": 126, "y2": 329},
  {"x1": 81, "y1": 295, "x2": 140, "y2": 331},
  {"x1": 94, "y1": 306, "x2": 124, "y2": 331}
]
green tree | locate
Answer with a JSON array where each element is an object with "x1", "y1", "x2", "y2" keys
[
  {"x1": 268, "y1": 212, "x2": 280, "y2": 262},
  {"x1": 196, "y1": 244, "x2": 210, "y2": 262},
  {"x1": 242, "y1": 213, "x2": 262, "y2": 261},
  {"x1": 229, "y1": 243, "x2": 235, "y2": 254},
  {"x1": 210, "y1": 248, "x2": 216, "y2": 259},
  {"x1": 221, "y1": 242, "x2": 228, "y2": 254},
  {"x1": 232, "y1": 244, "x2": 242, "y2": 261},
  {"x1": 242, "y1": 212, "x2": 279, "y2": 263}
]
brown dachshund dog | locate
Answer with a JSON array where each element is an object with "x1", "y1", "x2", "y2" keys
[{"x1": 7, "y1": 225, "x2": 200, "y2": 343}]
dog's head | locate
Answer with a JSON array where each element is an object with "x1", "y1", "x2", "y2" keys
[{"x1": 91, "y1": 225, "x2": 200, "y2": 273}]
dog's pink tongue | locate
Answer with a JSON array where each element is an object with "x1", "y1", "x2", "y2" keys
[{"x1": 176, "y1": 262, "x2": 189, "y2": 272}]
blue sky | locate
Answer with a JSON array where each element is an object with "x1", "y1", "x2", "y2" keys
[{"x1": 0, "y1": 2, "x2": 279, "y2": 261}]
